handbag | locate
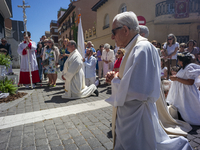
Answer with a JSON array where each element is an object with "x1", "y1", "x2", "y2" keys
[{"x1": 42, "y1": 58, "x2": 49, "y2": 66}]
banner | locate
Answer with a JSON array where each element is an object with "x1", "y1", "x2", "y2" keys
[
  {"x1": 174, "y1": 0, "x2": 189, "y2": 18},
  {"x1": 77, "y1": 14, "x2": 85, "y2": 73}
]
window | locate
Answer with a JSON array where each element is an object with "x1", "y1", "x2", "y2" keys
[
  {"x1": 176, "y1": 36, "x2": 189, "y2": 44},
  {"x1": 103, "y1": 14, "x2": 109, "y2": 30},
  {"x1": 119, "y1": 3, "x2": 127, "y2": 13},
  {"x1": 54, "y1": 29, "x2": 58, "y2": 33}
]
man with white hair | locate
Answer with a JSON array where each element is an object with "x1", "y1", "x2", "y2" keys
[
  {"x1": 139, "y1": 25, "x2": 149, "y2": 38},
  {"x1": 105, "y1": 11, "x2": 192, "y2": 149},
  {"x1": 101, "y1": 43, "x2": 115, "y2": 77},
  {"x1": 86, "y1": 41, "x2": 96, "y2": 55},
  {"x1": 62, "y1": 40, "x2": 98, "y2": 99}
]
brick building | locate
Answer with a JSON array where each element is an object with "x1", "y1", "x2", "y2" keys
[
  {"x1": 57, "y1": 0, "x2": 99, "y2": 47},
  {"x1": 50, "y1": 20, "x2": 58, "y2": 46}
]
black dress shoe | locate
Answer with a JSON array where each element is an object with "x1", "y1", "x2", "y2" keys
[
  {"x1": 94, "y1": 89, "x2": 99, "y2": 96},
  {"x1": 107, "y1": 130, "x2": 113, "y2": 138}
]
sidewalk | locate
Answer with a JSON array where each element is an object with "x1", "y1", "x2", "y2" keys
[{"x1": 0, "y1": 76, "x2": 200, "y2": 149}]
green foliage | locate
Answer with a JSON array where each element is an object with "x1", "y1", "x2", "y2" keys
[
  {"x1": 0, "y1": 54, "x2": 11, "y2": 68},
  {"x1": 0, "y1": 77, "x2": 18, "y2": 95},
  {"x1": 72, "y1": 25, "x2": 78, "y2": 43}
]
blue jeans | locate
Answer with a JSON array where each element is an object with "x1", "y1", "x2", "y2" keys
[{"x1": 37, "y1": 58, "x2": 43, "y2": 81}]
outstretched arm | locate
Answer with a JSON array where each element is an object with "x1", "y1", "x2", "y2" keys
[{"x1": 170, "y1": 75, "x2": 194, "y2": 85}]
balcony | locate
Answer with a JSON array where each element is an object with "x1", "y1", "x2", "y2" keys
[
  {"x1": 0, "y1": 0, "x2": 12, "y2": 18},
  {"x1": 155, "y1": 0, "x2": 200, "y2": 24}
]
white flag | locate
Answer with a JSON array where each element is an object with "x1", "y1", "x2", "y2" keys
[{"x1": 77, "y1": 14, "x2": 85, "y2": 73}]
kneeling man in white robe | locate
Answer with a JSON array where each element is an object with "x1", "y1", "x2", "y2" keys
[
  {"x1": 105, "y1": 11, "x2": 192, "y2": 150},
  {"x1": 62, "y1": 40, "x2": 98, "y2": 99}
]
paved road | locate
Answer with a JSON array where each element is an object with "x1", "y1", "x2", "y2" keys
[{"x1": 0, "y1": 69, "x2": 199, "y2": 150}]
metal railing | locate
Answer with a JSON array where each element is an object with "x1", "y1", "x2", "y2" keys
[
  {"x1": 156, "y1": 0, "x2": 200, "y2": 17},
  {"x1": 51, "y1": 20, "x2": 57, "y2": 24}
]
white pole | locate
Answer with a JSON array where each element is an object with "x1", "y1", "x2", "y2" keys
[{"x1": 18, "y1": 0, "x2": 33, "y2": 89}]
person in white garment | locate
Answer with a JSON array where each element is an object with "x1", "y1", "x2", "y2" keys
[
  {"x1": 167, "y1": 52, "x2": 200, "y2": 125},
  {"x1": 61, "y1": 40, "x2": 98, "y2": 99},
  {"x1": 83, "y1": 48, "x2": 96, "y2": 86},
  {"x1": 105, "y1": 11, "x2": 192, "y2": 150},
  {"x1": 101, "y1": 43, "x2": 115, "y2": 77},
  {"x1": 17, "y1": 32, "x2": 40, "y2": 88},
  {"x1": 139, "y1": 25, "x2": 149, "y2": 38},
  {"x1": 139, "y1": 26, "x2": 192, "y2": 137}
]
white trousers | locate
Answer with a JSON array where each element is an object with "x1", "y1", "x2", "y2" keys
[
  {"x1": 103, "y1": 62, "x2": 113, "y2": 77},
  {"x1": 85, "y1": 76, "x2": 96, "y2": 86}
]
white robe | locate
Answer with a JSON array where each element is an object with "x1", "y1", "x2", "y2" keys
[
  {"x1": 101, "y1": 49, "x2": 115, "y2": 77},
  {"x1": 62, "y1": 49, "x2": 96, "y2": 99},
  {"x1": 106, "y1": 35, "x2": 192, "y2": 150},
  {"x1": 167, "y1": 63, "x2": 200, "y2": 125}
]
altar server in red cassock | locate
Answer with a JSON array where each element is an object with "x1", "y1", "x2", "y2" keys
[{"x1": 17, "y1": 32, "x2": 40, "y2": 88}]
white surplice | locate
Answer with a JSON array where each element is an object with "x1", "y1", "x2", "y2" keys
[
  {"x1": 17, "y1": 41, "x2": 38, "y2": 72},
  {"x1": 167, "y1": 63, "x2": 200, "y2": 125},
  {"x1": 105, "y1": 35, "x2": 192, "y2": 150},
  {"x1": 62, "y1": 49, "x2": 96, "y2": 99}
]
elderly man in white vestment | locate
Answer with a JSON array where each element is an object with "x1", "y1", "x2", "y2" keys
[
  {"x1": 105, "y1": 11, "x2": 192, "y2": 150},
  {"x1": 62, "y1": 40, "x2": 98, "y2": 99}
]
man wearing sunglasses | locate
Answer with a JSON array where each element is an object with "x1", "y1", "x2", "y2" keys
[{"x1": 105, "y1": 11, "x2": 191, "y2": 150}]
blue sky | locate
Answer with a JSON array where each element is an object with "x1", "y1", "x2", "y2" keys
[{"x1": 11, "y1": 0, "x2": 70, "y2": 42}]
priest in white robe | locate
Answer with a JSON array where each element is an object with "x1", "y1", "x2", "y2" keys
[
  {"x1": 105, "y1": 11, "x2": 192, "y2": 150},
  {"x1": 17, "y1": 32, "x2": 40, "y2": 88},
  {"x1": 62, "y1": 40, "x2": 98, "y2": 99}
]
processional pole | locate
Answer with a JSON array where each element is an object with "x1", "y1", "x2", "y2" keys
[{"x1": 18, "y1": 0, "x2": 33, "y2": 89}]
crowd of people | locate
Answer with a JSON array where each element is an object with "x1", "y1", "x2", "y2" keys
[{"x1": 1, "y1": 10, "x2": 200, "y2": 149}]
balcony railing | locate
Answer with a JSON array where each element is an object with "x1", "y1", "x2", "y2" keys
[
  {"x1": 5, "y1": 0, "x2": 12, "y2": 15},
  {"x1": 51, "y1": 20, "x2": 57, "y2": 24},
  {"x1": 155, "y1": 0, "x2": 200, "y2": 17}
]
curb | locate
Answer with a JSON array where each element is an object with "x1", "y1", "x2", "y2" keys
[{"x1": 0, "y1": 89, "x2": 34, "y2": 112}]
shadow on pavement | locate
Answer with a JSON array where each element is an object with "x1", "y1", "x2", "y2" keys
[
  {"x1": 45, "y1": 93, "x2": 99, "y2": 104},
  {"x1": 188, "y1": 125, "x2": 200, "y2": 135},
  {"x1": 44, "y1": 95, "x2": 76, "y2": 103}
]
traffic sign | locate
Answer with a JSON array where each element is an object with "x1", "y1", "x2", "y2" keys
[{"x1": 137, "y1": 16, "x2": 146, "y2": 25}]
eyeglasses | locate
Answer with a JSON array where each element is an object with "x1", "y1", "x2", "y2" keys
[
  {"x1": 112, "y1": 27, "x2": 123, "y2": 36},
  {"x1": 47, "y1": 41, "x2": 52, "y2": 43},
  {"x1": 2, "y1": 41, "x2": 6, "y2": 43},
  {"x1": 117, "y1": 52, "x2": 121, "y2": 55},
  {"x1": 152, "y1": 43, "x2": 157, "y2": 46},
  {"x1": 168, "y1": 38, "x2": 173, "y2": 41}
]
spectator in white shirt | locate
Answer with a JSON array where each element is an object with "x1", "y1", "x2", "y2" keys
[{"x1": 101, "y1": 43, "x2": 115, "y2": 77}]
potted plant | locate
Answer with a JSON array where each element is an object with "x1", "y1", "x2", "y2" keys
[
  {"x1": 0, "y1": 77, "x2": 18, "y2": 95},
  {"x1": 0, "y1": 53, "x2": 11, "y2": 76}
]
